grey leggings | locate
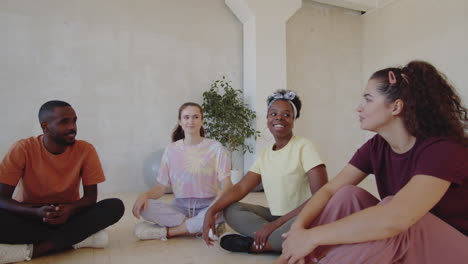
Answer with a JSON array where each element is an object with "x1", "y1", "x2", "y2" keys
[{"x1": 223, "y1": 202, "x2": 296, "y2": 251}]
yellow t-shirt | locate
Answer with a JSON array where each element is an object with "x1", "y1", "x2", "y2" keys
[{"x1": 249, "y1": 136, "x2": 323, "y2": 216}]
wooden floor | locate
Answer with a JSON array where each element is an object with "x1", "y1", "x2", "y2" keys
[{"x1": 21, "y1": 179, "x2": 378, "y2": 264}]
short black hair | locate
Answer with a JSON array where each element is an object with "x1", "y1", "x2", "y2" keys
[
  {"x1": 38, "y1": 100, "x2": 71, "y2": 123},
  {"x1": 266, "y1": 89, "x2": 302, "y2": 119}
]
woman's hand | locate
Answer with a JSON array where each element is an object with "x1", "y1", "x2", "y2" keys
[
  {"x1": 202, "y1": 208, "x2": 218, "y2": 246},
  {"x1": 275, "y1": 254, "x2": 309, "y2": 264},
  {"x1": 281, "y1": 228, "x2": 318, "y2": 264},
  {"x1": 252, "y1": 221, "x2": 280, "y2": 252},
  {"x1": 132, "y1": 192, "x2": 149, "y2": 219}
]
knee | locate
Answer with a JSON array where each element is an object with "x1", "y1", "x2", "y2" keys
[
  {"x1": 330, "y1": 185, "x2": 371, "y2": 205},
  {"x1": 335, "y1": 185, "x2": 367, "y2": 197},
  {"x1": 98, "y1": 198, "x2": 125, "y2": 223},
  {"x1": 223, "y1": 203, "x2": 243, "y2": 220},
  {"x1": 380, "y1": 195, "x2": 394, "y2": 204},
  {"x1": 269, "y1": 227, "x2": 290, "y2": 252}
]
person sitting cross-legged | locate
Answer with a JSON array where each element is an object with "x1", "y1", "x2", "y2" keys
[
  {"x1": 132, "y1": 102, "x2": 232, "y2": 241},
  {"x1": 0, "y1": 100, "x2": 124, "y2": 264},
  {"x1": 278, "y1": 61, "x2": 468, "y2": 264},
  {"x1": 203, "y1": 90, "x2": 328, "y2": 254}
]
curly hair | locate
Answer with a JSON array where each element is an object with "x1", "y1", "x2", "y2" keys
[
  {"x1": 370, "y1": 60, "x2": 468, "y2": 145},
  {"x1": 171, "y1": 102, "x2": 206, "y2": 142},
  {"x1": 266, "y1": 89, "x2": 303, "y2": 119}
]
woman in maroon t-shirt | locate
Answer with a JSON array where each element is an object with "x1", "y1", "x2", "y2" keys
[{"x1": 278, "y1": 60, "x2": 468, "y2": 264}]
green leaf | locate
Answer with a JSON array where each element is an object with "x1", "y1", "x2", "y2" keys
[{"x1": 202, "y1": 76, "x2": 262, "y2": 164}]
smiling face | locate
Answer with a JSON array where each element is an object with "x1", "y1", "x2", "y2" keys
[
  {"x1": 42, "y1": 106, "x2": 78, "y2": 146},
  {"x1": 357, "y1": 78, "x2": 397, "y2": 133},
  {"x1": 178, "y1": 105, "x2": 203, "y2": 137},
  {"x1": 267, "y1": 100, "x2": 295, "y2": 139}
]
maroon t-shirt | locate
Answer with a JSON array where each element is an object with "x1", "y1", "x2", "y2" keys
[{"x1": 349, "y1": 135, "x2": 468, "y2": 235}]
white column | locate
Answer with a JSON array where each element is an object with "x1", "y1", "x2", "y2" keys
[{"x1": 225, "y1": 0, "x2": 302, "y2": 174}]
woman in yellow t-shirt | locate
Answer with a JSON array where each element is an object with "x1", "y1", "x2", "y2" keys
[{"x1": 202, "y1": 90, "x2": 328, "y2": 254}]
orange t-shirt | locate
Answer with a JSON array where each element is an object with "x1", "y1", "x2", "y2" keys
[{"x1": 0, "y1": 135, "x2": 105, "y2": 204}]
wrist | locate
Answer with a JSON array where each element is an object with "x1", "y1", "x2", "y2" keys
[
  {"x1": 142, "y1": 191, "x2": 150, "y2": 200},
  {"x1": 207, "y1": 204, "x2": 221, "y2": 216},
  {"x1": 306, "y1": 228, "x2": 321, "y2": 248},
  {"x1": 69, "y1": 203, "x2": 80, "y2": 214},
  {"x1": 34, "y1": 207, "x2": 43, "y2": 219},
  {"x1": 290, "y1": 222, "x2": 303, "y2": 231},
  {"x1": 271, "y1": 218, "x2": 285, "y2": 228},
  {"x1": 206, "y1": 207, "x2": 215, "y2": 215}
]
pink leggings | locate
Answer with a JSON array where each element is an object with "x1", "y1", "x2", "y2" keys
[{"x1": 312, "y1": 186, "x2": 468, "y2": 264}]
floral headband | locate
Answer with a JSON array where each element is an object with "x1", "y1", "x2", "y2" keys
[{"x1": 267, "y1": 91, "x2": 298, "y2": 119}]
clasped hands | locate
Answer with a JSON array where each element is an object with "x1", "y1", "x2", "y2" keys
[{"x1": 37, "y1": 204, "x2": 74, "y2": 225}]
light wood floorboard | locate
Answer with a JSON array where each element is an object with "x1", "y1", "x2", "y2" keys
[{"x1": 21, "y1": 179, "x2": 378, "y2": 264}]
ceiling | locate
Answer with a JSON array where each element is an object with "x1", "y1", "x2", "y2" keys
[{"x1": 310, "y1": 0, "x2": 393, "y2": 12}]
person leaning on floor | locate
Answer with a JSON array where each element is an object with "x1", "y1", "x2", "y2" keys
[{"x1": 0, "y1": 100, "x2": 125, "y2": 264}]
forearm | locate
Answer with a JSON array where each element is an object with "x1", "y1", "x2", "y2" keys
[
  {"x1": 214, "y1": 177, "x2": 233, "y2": 202},
  {"x1": 291, "y1": 186, "x2": 334, "y2": 229},
  {"x1": 0, "y1": 198, "x2": 40, "y2": 218},
  {"x1": 306, "y1": 204, "x2": 400, "y2": 247},
  {"x1": 274, "y1": 198, "x2": 311, "y2": 227},
  {"x1": 293, "y1": 164, "x2": 368, "y2": 229},
  {"x1": 144, "y1": 184, "x2": 166, "y2": 200},
  {"x1": 64, "y1": 184, "x2": 99, "y2": 216},
  {"x1": 66, "y1": 194, "x2": 97, "y2": 215},
  {"x1": 209, "y1": 183, "x2": 249, "y2": 213},
  {"x1": 310, "y1": 175, "x2": 452, "y2": 246}
]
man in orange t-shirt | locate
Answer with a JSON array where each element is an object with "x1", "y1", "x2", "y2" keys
[{"x1": 0, "y1": 100, "x2": 124, "y2": 263}]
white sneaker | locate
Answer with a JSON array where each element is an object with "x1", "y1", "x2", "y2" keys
[
  {"x1": 73, "y1": 230, "x2": 109, "y2": 249},
  {"x1": 207, "y1": 222, "x2": 227, "y2": 241},
  {"x1": 208, "y1": 229, "x2": 218, "y2": 241},
  {"x1": 0, "y1": 244, "x2": 31, "y2": 264},
  {"x1": 134, "y1": 222, "x2": 168, "y2": 241}
]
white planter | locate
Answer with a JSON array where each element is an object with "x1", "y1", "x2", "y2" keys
[{"x1": 230, "y1": 170, "x2": 243, "y2": 185}]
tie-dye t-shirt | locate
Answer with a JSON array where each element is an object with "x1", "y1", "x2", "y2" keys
[{"x1": 157, "y1": 138, "x2": 231, "y2": 198}]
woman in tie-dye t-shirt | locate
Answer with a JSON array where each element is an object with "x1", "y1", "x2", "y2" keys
[{"x1": 132, "y1": 102, "x2": 232, "y2": 241}]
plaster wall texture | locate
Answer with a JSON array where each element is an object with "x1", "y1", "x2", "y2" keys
[
  {"x1": 0, "y1": 0, "x2": 243, "y2": 193},
  {"x1": 287, "y1": 1, "x2": 364, "y2": 178},
  {"x1": 0, "y1": 0, "x2": 466, "y2": 192},
  {"x1": 362, "y1": 0, "x2": 468, "y2": 106}
]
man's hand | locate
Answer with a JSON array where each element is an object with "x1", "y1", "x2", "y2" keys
[
  {"x1": 40, "y1": 204, "x2": 75, "y2": 225},
  {"x1": 36, "y1": 205, "x2": 58, "y2": 221}
]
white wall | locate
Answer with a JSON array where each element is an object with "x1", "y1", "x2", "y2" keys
[
  {"x1": 0, "y1": 0, "x2": 242, "y2": 193},
  {"x1": 225, "y1": 0, "x2": 302, "y2": 175},
  {"x1": 1, "y1": 0, "x2": 466, "y2": 192},
  {"x1": 287, "y1": 1, "x2": 365, "y2": 178},
  {"x1": 362, "y1": 0, "x2": 468, "y2": 104},
  {"x1": 287, "y1": 0, "x2": 468, "y2": 179}
]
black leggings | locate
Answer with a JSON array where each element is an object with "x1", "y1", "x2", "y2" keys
[{"x1": 0, "y1": 198, "x2": 124, "y2": 250}]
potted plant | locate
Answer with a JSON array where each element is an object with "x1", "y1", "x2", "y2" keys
[{"x1": 202, "y1": 76, "x2": 260, "y2": 184}]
